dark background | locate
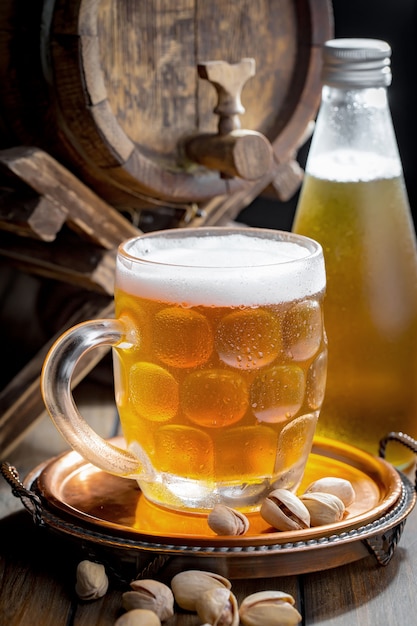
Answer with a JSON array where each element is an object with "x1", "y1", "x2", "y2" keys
[{"x1": 238, "y1": 0, "x2": 417, "y2": 230}]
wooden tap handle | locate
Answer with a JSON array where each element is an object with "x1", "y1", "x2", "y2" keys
[
  {"x1": 198, "y1": 58, "x2": 256, "y2": 134},
  {"x1": 184, "y1": 58, "x2": 273, "y2": 180},
  {"x1": 186, "y1": 131, "x2": 273, "y2": 181}
]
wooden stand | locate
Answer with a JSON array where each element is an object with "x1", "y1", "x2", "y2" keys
[{"x1": 0, "y1": 146, "x2": 141, "y2": 456}]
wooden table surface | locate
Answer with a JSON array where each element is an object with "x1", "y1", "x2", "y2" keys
[{"x1": 1, "y1": 379, "x2": 417, "y2": 626}]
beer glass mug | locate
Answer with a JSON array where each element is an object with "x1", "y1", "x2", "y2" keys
[{"x1": 41, "y1": 227, "x2": 327, "y2": 513}]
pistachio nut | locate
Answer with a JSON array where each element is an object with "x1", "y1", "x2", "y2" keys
[
  {"x1": 239, "y1": 590, "x2": 302, "y2": 626},
  {"x1": 207, "y1": 504, "x2": 249, "y2": 536},
  {"x1": 171, "y1": 569, "x2": 231, "y2": 611},
  {"x1": 300, "y1": 491, "x2": 345, "y2": 526},
  {"x1": 75, "y1": 559, "x2": 109, "y2": 601},
  {"x1": 195, "y1": 587, "x2": 239, "y2": 626},
  {"x1": 122, "y1": 579, "x2": 174, "y2": 621},
  {"x1": 304, "y1": 476, "x2": 355, "y2": 507},
  {"x1": 114, "y1": 608, "x2": 161, "y2": 626},
  {"x1": 260, "y1": 489, "x2": 310, "y2": 531}
]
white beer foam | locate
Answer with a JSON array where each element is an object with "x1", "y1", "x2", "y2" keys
[{"x1": 116, "y1": 233, "x2": 325, "y2": 306}]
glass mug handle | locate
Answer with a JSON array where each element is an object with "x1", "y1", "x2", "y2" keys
[{"x1": 41, "y1": 319, "x2": 141, "y2": 478}]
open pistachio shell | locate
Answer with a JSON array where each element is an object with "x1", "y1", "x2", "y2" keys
[
  {"x1": 260, "y1": 489, "x2": 310, "y2": 531},
  {"x1": 123, "y1": 579, "x2": 174, "y2": 621}
]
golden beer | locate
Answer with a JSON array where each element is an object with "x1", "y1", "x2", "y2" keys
[
  {"x1": 113, "y1": 229, "x2": 327, "y2": 510},
  {"x1": 293, "y1": 167, "x2": 417, "y2": 468}
]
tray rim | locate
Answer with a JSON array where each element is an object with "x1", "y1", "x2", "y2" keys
[
  {"x1": 30, "y1": 473, "x2": 414, "y2": 559},
  {"x1": 24, "y1": 436, "x2": 411, "y2": 551}
]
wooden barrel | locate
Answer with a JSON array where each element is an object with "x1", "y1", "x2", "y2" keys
[{"x1": 0, "y1": 0, "x2": 333, "y2": 218}]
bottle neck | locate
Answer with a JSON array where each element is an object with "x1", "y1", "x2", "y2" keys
[{"x1": 305, "y1": 84, "x2": 402, "y2": 181}]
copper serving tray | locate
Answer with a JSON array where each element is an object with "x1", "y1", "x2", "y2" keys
[{"x1": 15, "y1": 436, "x2": 414, "y2": 579}]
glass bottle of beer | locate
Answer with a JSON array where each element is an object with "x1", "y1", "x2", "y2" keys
[{"x1": 292, "y1": 38, "x2": 417, "y2": 468}]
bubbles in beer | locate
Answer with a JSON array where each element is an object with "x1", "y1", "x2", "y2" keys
[
  {"x1": 153, "y1": 307, "x2": 213, "y2": 368},
  {"x1": 181, "y1": 369, "x2": 248, "y2": 428},
  {"x1": 306, "y1": 350, "x2": 328, "y2": 410},
  {"x1": 250, "y1": 364, "x2": 305, "y2": 423},
  {"x1": 155, "y1": 425, "x2": 214, "y2": 478},
  {"x1": 214, "y1": 425, "x2": 278, "y2": 478},
  {"x1": 129, "y1": 362, "x2": 179, "y2": 421},
  {"x1": 215, "y1": 308, "x2": 281, "y2": 369},
  {"x1": 282, "y1": 299, "x2": 323, "y2": 361}
]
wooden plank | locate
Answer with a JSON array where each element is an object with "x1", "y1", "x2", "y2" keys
[
  {"x1": 0, "y1": 146, "x2": 141, "y2": 249},
  {"x1": 0, "y1": 512, "x2": 74, "y2": 626},
  {"x1": 0, "y1": 187, "x2": 67, "y2": 241},
  {"x1": 301, "y1": 509, "x2": 417, "y2": 625},
  {"x1": 0, "y1": 230, "x2": 117, "y2": 294}
]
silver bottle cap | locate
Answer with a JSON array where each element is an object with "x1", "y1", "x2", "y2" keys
[{"x1": 322, "y1": 38, "x2": 392, "y2": 88}]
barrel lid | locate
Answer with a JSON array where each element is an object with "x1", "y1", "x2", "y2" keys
[{"x1": 322, "y1": 39, "x2": 392, "y2": 88}]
